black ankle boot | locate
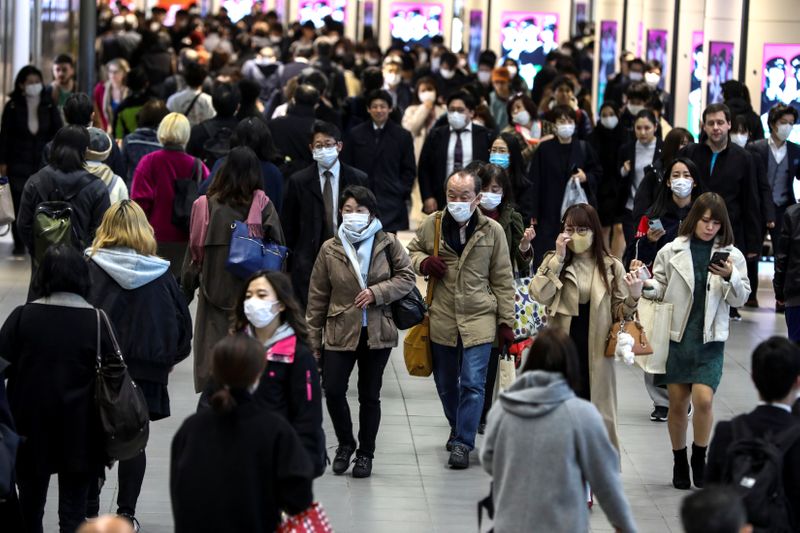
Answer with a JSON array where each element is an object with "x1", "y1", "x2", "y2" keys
[
  {"x1": 691, "y1": 443, "x2": 707, "y2": 488},
  {"x1": 672, "y1": 448, "x2": 690, "y2": 490}
]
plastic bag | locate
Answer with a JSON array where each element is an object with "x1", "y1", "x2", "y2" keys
[{"x1": 560, "y1": 176, "x2": 588, "y2": 217}]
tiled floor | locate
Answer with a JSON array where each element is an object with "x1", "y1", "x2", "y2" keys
[{"x1": 0, "y1": 235, "x2": 780, "y2": 533}]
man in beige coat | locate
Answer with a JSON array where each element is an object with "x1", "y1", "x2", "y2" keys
[{"x1": 407, "y1": 170, "x2": 515, "y2": 469}]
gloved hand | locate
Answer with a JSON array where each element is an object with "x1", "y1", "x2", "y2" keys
[
  {"x1": 498, "y1": 324, "x2": 515, "y2": 351},
  {"x1": 420, "y1": 256, "x2": 448, "y2": 279}
]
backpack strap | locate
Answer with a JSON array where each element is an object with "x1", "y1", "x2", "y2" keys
[
  {"x1": 183, "y1": 91, "x2": 203, "y2": 117},
  {"x1": 777, "y1": 422, "x2": 800, "y2": 452},
  {"x1": 382, "y1": 234, "x2": 395, "y2": 277},
  {"x1": 731, "y1": 414, "x2": 753, "y2": 442},
  {"x1": 65, "y1": 172, "x2": 97, "y2": 202},
  {"x1": 192, "y1": 158, "x2": 203, "y2": 183}
]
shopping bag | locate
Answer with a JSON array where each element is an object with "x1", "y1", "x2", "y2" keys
[
  {"x1": 512, "y1": 277, "x2": 547, "y2": 340},
  {"x1": 0, "y1": 177, "x2": 14, "y2": 236},
  {"x1": 560, "y1": 176, "x2": 588, "y2": 217},
  {"x1": 278, "y1": 502, "x2": 333, "y2": 533},
  {"x1": 635, "y1": 297, "x2": 673, "y2": 374},
  {"x1": 497, "y1": 351, "x2": 517, "y2": 392},
  {"x1": 403, "y1": 315, "x2": 433, "y2": 376}
]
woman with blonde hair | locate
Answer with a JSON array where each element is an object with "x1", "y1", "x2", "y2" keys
[
  {"x1": 131, "y1": 112, "x2": 209, "y2": 275},
  {"x1": 93, "y1": 58, "x2": 130, "y2": 133},
  {"x1": 85, "y1": 200, "x2": 192, "y2": 529}
]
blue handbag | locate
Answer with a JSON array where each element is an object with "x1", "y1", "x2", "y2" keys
[{"x1": 226, "y1": 220, "x2": 288, "y2": 279}]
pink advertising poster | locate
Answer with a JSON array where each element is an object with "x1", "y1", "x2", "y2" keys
[
  {"x1": 597, "y1": 20, "x2": 617, "y2": 109},
  {"x1": 389, "y1": 3, "x2": 443, "y2": 46},
  {"x1": 707, "y1": 42, "x2": 734, "y2": 104},
  {"x1": 298, "y1": 0, "x2": 347, "y2": 29},
  {"x1": 646, "y1": 29, "x2": 668, "y2": 89},
  {"x1": 688, "y1": 31, "x2": 704, "y2": 139},
  {"x1": 761, "y1": 43, "x2": 800, "y2": 141},
  {"x1": 499, "y1": 12, "x2": 559, "y2": 90}
]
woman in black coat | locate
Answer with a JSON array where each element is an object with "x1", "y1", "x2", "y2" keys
[
  {"x1": 85, "y1": 200, "x2": 192, "y2": 528},
  {"x1": 590, "y1": 101, "x2": 625, "y2": 250},
  {"x1": 0, "y1": 245, "x2": 112, "y2": 533},
  {"x1": 0, "y1": 65, "x2": 63, "y2": 254},
  {"x1": 171, "y1": 334, "x2": 314, "y2": 533}
]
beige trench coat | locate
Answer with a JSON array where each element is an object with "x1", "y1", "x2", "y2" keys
[{"x1": 530, "y1": 251, "x2": 638, "y2": 450}]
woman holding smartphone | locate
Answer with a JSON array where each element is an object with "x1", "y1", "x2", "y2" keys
[{"x1": 642, "y1": 193, "x2": 750, "y2": 491}]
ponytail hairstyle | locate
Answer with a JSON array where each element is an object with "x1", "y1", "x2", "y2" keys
[{"x1": 209, "y1": 334, "x2": 265, "y2": 413}]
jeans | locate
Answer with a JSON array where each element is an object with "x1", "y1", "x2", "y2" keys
[
  {"x1": 17, "y1": 471, "x2": 91, "y2": 533},
  {"x1": 322, "y1": 328, "x2": 391, "y2": 458},
  {"x1": 785, "y1": 306, "x2": 800, "y2": 342},
  {"x1": 431, "y1": 339, "x2": 492, "y2": 450}
]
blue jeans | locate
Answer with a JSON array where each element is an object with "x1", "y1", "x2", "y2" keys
[
  {"x1": 785, "y1": 306, "x2": 800, "y2": 342},
  {"x1": 430, "y1": 339, "x2": 492, "y2": 450}
]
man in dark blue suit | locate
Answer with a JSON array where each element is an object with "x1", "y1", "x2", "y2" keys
[{"x1": 340, "y1": 89, "x2": 416, "y2": 232}]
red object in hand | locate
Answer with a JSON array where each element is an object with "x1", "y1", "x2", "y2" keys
[
  {"x1": 420, "y1": 256, "x2": 448, "y2": 279},
  {"x1": 498, "y1": 324, "x2": 515, "y2": 351}
]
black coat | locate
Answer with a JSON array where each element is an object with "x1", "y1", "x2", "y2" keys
[
  {"x1": 706, "y1": 405, "x2": 800, "y2": 531},
  {"x1": 282, "y1": 162, "x2": 368, "y2": 307},
  {"x1": 623, "y1": 200, "x2": 691, "y2": 269},
  {"x1": 0, "y1": 94, "x2": 62, "y2": 180},
  {"x1": 590, "y1": 123, "x2": 625, "y2": 225},
  {"x1": 341, "y1": 120, "x2": 417, "y2": 232},
  {"x1": 681, "y1": 142, "x2": 762, "y2": 254},
  {"x1": 526, "y1": 138, "x2": 602, "y2": 267},
  {"x1": 186, "y1": 116, "x2": 240, "y2": 168},
  {"x1": 749, "y1": 138, "x2": 800, "y2": 212},
  {"x1": 774, "y1": 203, "x2": 800, "y2": 304},
  {"x1": 418, "y1": 123, "x2": 494, "y2": 209},
  {"x1": 268, "y1": 105, "x2": 316, "y2": 181},
  {"x1": 87, "y1": 258, "x2": 192, "y2": 420},
  {"x1": 616, "y1": 138, "x2": 663, "y2": 216},
  {"x1": 0, "y1": 301, "x2": 112, "y2": 477},
  {"x1": 171, "y1": 393, "x2": 313, "y2": 533}
]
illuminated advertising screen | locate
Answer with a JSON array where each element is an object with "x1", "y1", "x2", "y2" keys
[
  {"x1": 499, "y1": 11, "x2": 559, "y2": 90},
  {"x1": 298, "y1": 0, "x2": 347, "y2": 29},
  {"x1": 761, "y1": 43, "x2": 800, "y2": 142},
  {"x1": 468, "y1": 10, "x2": 483, "y2": 72},
  {"x1": 707, "y1": 42, "x2": 734, "y2": 105},
  {"x1": 597, "y1": 20, "x2": 617, "y2": 110},
  {"x1": 688, "y1": 31, "x2": 704, "y2": 139},
  {"x1": 389, "y1": 3, "x2": 443, "y2": 46},
  {"x1": 646, "y1": 29, "x2": 668, "y2": 90}
]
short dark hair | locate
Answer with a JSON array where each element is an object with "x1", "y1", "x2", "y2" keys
[
  {"x1": 634, "y1": 108, "x2": 658, "y2": 127},
  {"x1": 703, "y1": 102, "x2": 731, "y2": 123},
  {"x1": 49, "y1": 125, "x2": 89, "y2": 172},
  {"x1": 445, "y1": 169, "x2": 481, "y2": 195},
  {"x1": 310, "y1": 120, "x2": 342, "y2": 143},
  {"x1": 54, "y1": 53, "x2": 74, "y2": 66},
  {"x1": 183, "y1": 61, "x2": 207, "y2": 88},
  {"x1": 678, "y1": 192, "x2": 734, "y2": 247},
  {"x1": 339, "y1": 185, "x2": 379, "y2": 218},
  {"x1": 628, "y1": 57, "x2": 646, "y2": 71},
  {"x1": 33, "y1": 244, "x2": 90, "y2": 297},
  {"x1": 680, "y1": 487, "x2": 747, "y2": 533},
  {"x1": 446, "y1": 90, "x2": 477, "y2": 111},
  {"x1": 125, "y1": 67, "x2": 149, "y2": 93},
  {"x1": 232, "y1": 117, "x2": 279, "y2": 162},
  {"x1": 63, "y1": 93, "x2": 94, "y2": 126},
  {"x1": 366, "y1": 89, "x2": 393, "y2": 108},
  {"x1": 207, "y1": 146, "x2": 262, "y2": 206},
  {"x1": 136, "y1": 99, "x2": 169, "y2": 129},
  {"x1": 550, "y1": 75, "x2": 574, "y2": 93},
  {"x1": 212, "y1": 83, "x2": 241, "y2": 118},
  {"x1": 751, "y1": 337, "x2": 800, "y2": 402},
  {"x1": 549, "y1": 104, "x2": 577, "y2": 123},
  {"x1": 294, "y1": 83, "x2": 320, "y2": 107},
  {"x1": 440, "y1": 51, "x2": 457, "y2": 69},
  {"x1": 478, "y1": 50, "x2": 497, "y2": 68},
  {"x1": 625, "y1": 81, "x2": 652, "y2": 103},
  {"x1": 521, "y1": 328, "x2": 582, "y2": 393},
  {"x1": 298, "y1": 68, "x2": 328, "y2": 95},
  {"x1": 767, "y1": 103, "x2": 799, "y2": 129},
  {"x1": 360, "y1": 67, "x2": 384, "y2": 93}
]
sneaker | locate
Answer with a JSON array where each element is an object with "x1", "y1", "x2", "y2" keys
[
  {"x1": 650, "y1": 406, "x2": 668, "y2": 422},
  {"x1": 118, "y1": 513, "x2": 140, "y2": 533},
  {"x1": 730, "y1": 308, "x2": 742, "y2": 321},
  {"x1": 332, "y1": 445, "x2": 355, "y2": 475},
  {"x1": 445, "y1": 428, "x2": 456, "y2": 452},
  {"x1": 477, "y1": 423, "x2": 486, "y2": 435},
  {"x1": 352, "y1": 454, "x2": 373, "y2": 478},
  {"x1": 448, "y1": 444, "x2": 470, "y2": 469}
]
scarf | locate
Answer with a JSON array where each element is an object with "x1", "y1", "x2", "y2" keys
[
  {"x1": 103, "y1": 81, "x2": 129, "y2": 132},
  {"x1": 189, "y1": 189, "x2": 270, "y2": 264},
  {"x1": 338, "y1": 217, "x2": 382, "y2": 326}
]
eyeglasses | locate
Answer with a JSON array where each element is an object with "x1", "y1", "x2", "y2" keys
[
  {"x1": 312, "y1": 142, "x2": 338, "y2": 150},
  {"x1": 564, "y1": 226, "x2": 591, "y2": 236}
]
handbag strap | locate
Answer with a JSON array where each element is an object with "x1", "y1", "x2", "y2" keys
[
  {"x1": 424, "y1": 212, "x2": 442, "y2": 307},
  {"x1": 95, "y1": 309, "x2": 101, "y2": 370},
  {"x1": 96, "y1": 308, "x2": 124, "y2": 363}
]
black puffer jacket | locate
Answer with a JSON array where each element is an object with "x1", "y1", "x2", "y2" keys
[{"x1": 774, "y1": 203, "x2": 800, "y2": 306}]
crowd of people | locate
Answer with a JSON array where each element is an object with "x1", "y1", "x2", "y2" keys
[{"x1": 0, "y1": 2, "x2": 798, "y2": 532}]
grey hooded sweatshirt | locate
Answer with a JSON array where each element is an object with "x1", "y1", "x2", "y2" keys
[{"x1": 480, "y1": 371, "x2": 637, "y2": 533}]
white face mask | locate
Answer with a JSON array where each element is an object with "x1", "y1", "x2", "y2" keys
[
  {"x1": 419, "y1": 90, "x2": 436, "y2": 104},
  {"x1": 477, "y1": 71, "x2": 491, "y2": 85},
  {"x1": 506, "y1": 65, "x2": 517, "y2": 78},
  {"x1": 447, "y1": 201, "x2": 474, "y2": 223},
  {"x1": 447, "y1": 111, "x2": 468, "y2": 130},
  {"x1": 384, "y1": 72, "x2": 400, "y2": 87},
  {"x1": 440, "y1": 68, "x2": 455, "y2": 80},
  {"x1": 644, "y1": 72, "x2": 661, "y2": 88},
  {"x1": 479, "y1": 192, "x2": 502, "y2": 210},
  {"x1": 25, "y1": 83, "x2": 43, "y2": 97},
  {"x1": 600, "y1": 116, "x2": 619, "y2": 129},
  {"x1": 512, "y1": 110, "x2": 531, "y2": 126},
  {"x1": 776, "y1": 123, "x2": 793, "y2": 142},
  {"x1": 627, "y1": 104, "x2": 645, "y2": 115},
  {"x1": 670, "y1": 177, "x2": 693, "y2": 198},
  {"x1": 556, "y1": 123, "x2": 575, "y2": 139},
  {"x1": 313, "y1": 146, "x2": 338, "y2": 168},
  {"x1": 244, "y1": 298, "x2": 280, "y2": 329},
  {"x1": 629, "y1": 71, "x2": 643, "y2": 81},
  {"x1": 730, "y1": 133, "x2": 749, "y2": 147},
  {"x1": 342, "y1": 213, "x2": 370, "y2": 232}
]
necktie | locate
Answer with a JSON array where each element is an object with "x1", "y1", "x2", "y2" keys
[
  {"x1": 323, "y1": 170, "x2": 334, "y2": 236},
  {"x1": 453, "y1": 130, "x2": 464, "y2": 170},
  {"x1": 374, "y1": 127, "x2": 382, "y2": 144}
]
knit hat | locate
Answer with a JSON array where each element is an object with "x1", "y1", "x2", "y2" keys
[
  {"x1": 86, "y1": 127, "x2": 112, "y2": 162},
  {"x1": 492, "y1": 67, "x2": 511, "y2": 83}
]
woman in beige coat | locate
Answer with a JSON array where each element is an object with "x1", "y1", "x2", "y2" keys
[
  {"x1": 531, "y1": 203, "x2": 642, "y2": 449},
  {"x1": 306, "y1": 185, "x2": 416, "y2": 479}
]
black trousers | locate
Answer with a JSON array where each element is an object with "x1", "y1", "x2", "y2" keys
[
  {"x1": 86, "y1": 450, "x2": 146, "y2": 517},
  {"x1": 322, "y1": 328, "x2": 391, "y2": 458},
  {"x1": 8, "y1": 175, "x2": 26, "y2": 250},
  {"x1": 480, "y1": 348, "x2": 500, "y2": 424},
  {"x1": 17, "y1": 470, "x2": 91, "y2": 533}
]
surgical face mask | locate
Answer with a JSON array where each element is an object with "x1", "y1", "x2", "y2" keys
[
  {"x1": 342, "y1": 213, "x2": 370, "y2": 232},
  {"x1": 430, "y1": 56, "x2": 441, "y2": 72},
  {"x1": 506, "y1": 65, "x2": 518, "y2": 78},
  {"x1": 447, "y1": 111, "x2": 468, "y2": 130},
  {"x1": 629, "y1": 71, "x2": 644, "y2": 81},
  {"x1": 627, "y1": 104, "x2": 645, "y2": 115},
  {"x1": 419, "y1": 90, "x2": 436, "y2": 104},
  {"x1": 776, "y1": 123, "x2": 793, "y2": 142},
  {"x1": 477, "y1": 71, "x2": 491, "y2": 85},
  {"x1": 447, "y1": 201, "x2": 474, "y2": 223},
  {"x1": 600, "y1": 115, "x2": 619, "y2": 129},
  {"x1": 730, "y1": 133, "x2": 749, "y2": 147},
  {"x1": 489, "y1": 153, "x2": 510, "y2": 168},
  {"x1": 24, "y1": 83, "x2": 42, "y2": 97},
  {"x1": 440, "y1": 68, "x2": 455, "y2": 80},
  {"x1": 556, "y1": 123, "x2": 575, "y2": 139},
  {"x1": 567, "y1": 231, "x2": 594, "y2": 254},
  {"x1": 512, "y1": 110, "x2": 531, "y2": 126},
  {"x1": 244, "y1": 298, "x2": 280, "y2": 328},
  {"x1": 644, "y1": 72, "x2": 661, "y2": 88},
  {"x1": 384, "y1": 72, "x2": 400, "y2": 87},
  {"x1": 479, "y1": 192, "x2": 502, "y2": 210},
  {"x1": 670, "y1": 177, "x2": 693, "y2": 198},
  {"x1": 313, "y1": 146, "x2": 338, "y2": 168}
]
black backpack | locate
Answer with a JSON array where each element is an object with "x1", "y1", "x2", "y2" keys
[
  {"x1": 171, "y1": 158, "x2": 203, "y2": 233},
  {"x1": 722, "y1": 415, "x2": 800, "y2": 532},
  {"x1": 201, "y1": 122, "x2": 234, "y2": 166}
]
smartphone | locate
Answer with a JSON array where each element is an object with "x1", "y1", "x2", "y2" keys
[
  {"x1": 648, "y1": 218, "x2": 664, "y2": 232},
  {"x1": 709, "y1": 252, "x2": 730, "y2": 267},
  {"x1": 637, "y1": 265, "x2": 652, "y2": 281}
]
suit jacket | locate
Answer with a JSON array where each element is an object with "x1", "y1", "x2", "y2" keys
[
  {"x1": 341, "y1": 120, "x2": 416, "y2": 232},
  {"x1": 616, "y1": 138, "x2": 663, "y2": 216},
  {"x1": 418, "y1": 122, "x2": 494, "y2": 209},
  {"x1": 268, "y1": 105, "x2": 317, "y2": 180},
  {"x1": 749, "y1": 138, "x2": 800, "y2": 211},
  {"x1": 282, "y1": 162, "x2": 368, "y2": 308}
]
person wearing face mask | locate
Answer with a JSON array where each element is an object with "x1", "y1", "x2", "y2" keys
[
  {"x1": 408, "y1": 170, "x2": 515, "y2": 469},
  {"x1": 501, "y1": 58, "x2": 529, "y2": 95},
  {"x1": 418, "y1": 90, "x2": 495, "y2": 214},
  {"x1": 0, "y1": 65, "x2": 63, "y2": 255},
  {"x1": 487, "y1": 133, "x2": 534, "y2": 222},
  {"x1": 590, "y1": 101, "x2": 625, "y2": 253},
  {"x1": 619, "y1": 81, "x2": 656, "y2": 143},
  {"x1": 502, "y1": 93, "x2": 547, "y2": 164},
  {"x1": 306, "y1": 186, "x2": 416, "y2": 478},
  {"x1": 489, "y1": 67, "x2": 513, "y2": 130},
  {"x1": 402, "y1": 77, "x2": 446, "y2": 162},
  {"x1": 475, "y1": 51, "x2": 497, "y2": 92},
  {"x1": 281, "y1": 120, "x2": 367, "y2": 309},
  {"x1": 543, "y1": 76, "x2": 593, "y2": 140},
  {"x1": 531, "y1": 203, "x2": 642, "y2": 452},
  {"x1": 381, "y1": 56, "x2": 413, "y2": 115},
  {"x1": 526, "y1": 105, "x2": 602, "y2": 267},
  {"x1": 644, "y1": 60, "x2": 673, "y2": 124},
  {"x1": 434, "y1": 52, "x2": 469, "y2": 101},
  {"x1": 229, "y1": 270, "x2": 326, "y2": 477}
]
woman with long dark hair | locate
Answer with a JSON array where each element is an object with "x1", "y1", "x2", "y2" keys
[
  {"x1": 488, "y1": 132, "x2": 533, "y2": 222},
  {"x1": 631, "y1": 127, "x2": 694, "y2": 220},
  {"x1": 590, "y1": 101, "x2": 625, "y2": 254}
]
